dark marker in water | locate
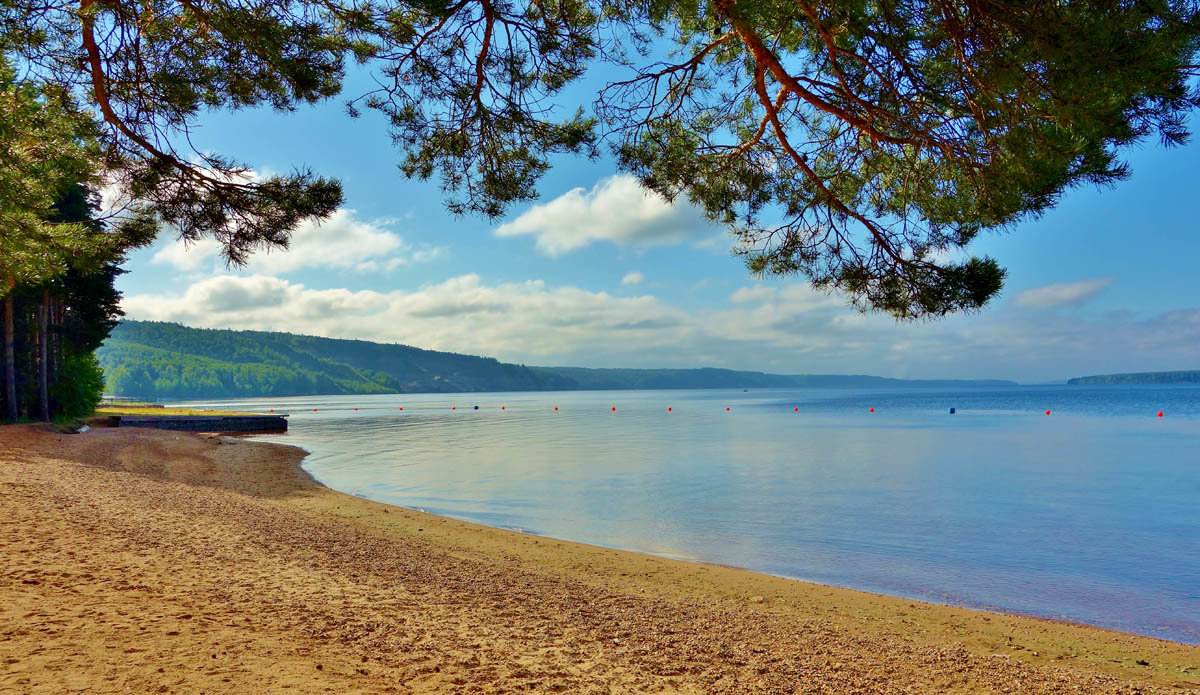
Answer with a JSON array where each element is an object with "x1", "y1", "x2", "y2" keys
[{"x1": 948, "y1": 407, "x2": 956, "y2": 414}]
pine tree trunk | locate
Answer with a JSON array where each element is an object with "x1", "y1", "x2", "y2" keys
[
  {"x1": 3, "y1": 294, "x2": 16, "y2": 423},
  {"x1": 38, "y1": 288, "x2": 50, "y2": 422}
]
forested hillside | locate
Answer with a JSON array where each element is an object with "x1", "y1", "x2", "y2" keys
[
  {"x1": 97, "y1": 321, "x2": 571, "y2": 399},
  {"x1": 1068, "y1": 370, "x2": 1200, "y2": 385},
  {"x1": 98, "y1": 321, "x2": 1016, "y2": 399}
]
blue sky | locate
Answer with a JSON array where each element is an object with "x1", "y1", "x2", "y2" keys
[{"x1": 114, "y1": 66, "x2": 1200, "y2": 384}]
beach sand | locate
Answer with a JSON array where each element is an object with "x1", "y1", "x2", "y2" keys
[{"x1": 1, "y1": 424, "x2": 1196, "y2": 694}]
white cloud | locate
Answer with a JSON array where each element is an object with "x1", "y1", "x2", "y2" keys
[
  {"x1": 150, "y1": 208, "x2": 443, "y2": 274},
  {"x1": 122, "y1": 274, "x2": 692, "y2": 360},
  {"x1": 123, "y1": 275, "x2": 389, "y2": 325},
  {"x1": 150, "y1": 238, "x2": 225, "y2": 271},
  {"x1": 1013, "y1": 277, "x2": 1114, "y2": 309},
  {"x1": 495, "y1": 174, "x2": 716, "y2": 255},
  {"x1": 621, "y1": 271, "x2": 645, "y2": 286},
  {"x1": 729, "y1": 285, "x2": 774, "y2": 304}
]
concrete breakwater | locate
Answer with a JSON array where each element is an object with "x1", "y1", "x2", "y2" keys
[{"x1": 107, "y1": 414, "x2": 288, "y2": 433}]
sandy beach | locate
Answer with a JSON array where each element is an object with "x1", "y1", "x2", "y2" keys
[{"x1": 1, "y1": 425, "x2": 1196, "y2": 694}]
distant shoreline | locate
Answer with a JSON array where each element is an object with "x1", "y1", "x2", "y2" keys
[
  {"x1": 1067, "y1": 369, "x2": 1200, "y2": 385},
  {"x1": 98, "y1": 319, "x2": 1018, "y2": 400}
]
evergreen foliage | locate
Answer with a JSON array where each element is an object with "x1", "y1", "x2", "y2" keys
[
  {"x1": 1, "y1": 59, "x2": 155, "y2": 421},
  {"x1": 4, "y1": 2, "x2": 1199, "y2": 318},
  {"x1": 0, "y1": 176, "x2": 152, "y2": 421},
  {"x1": 50, "y1": 351, "x2": 106, "y2": 418}
]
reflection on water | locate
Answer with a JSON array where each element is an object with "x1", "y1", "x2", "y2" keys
[{"x1": 180, "y1": 385, "x2": 1200, "y2": 643}]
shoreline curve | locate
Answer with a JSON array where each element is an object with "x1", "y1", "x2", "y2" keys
[{"x1": 2, "y1": 424, "x2": 1196, "y2": 694}]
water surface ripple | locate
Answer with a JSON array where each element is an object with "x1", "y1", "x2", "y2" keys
[{"x1": 181, "y1": 385, "x2": 1200, "y2": 643}]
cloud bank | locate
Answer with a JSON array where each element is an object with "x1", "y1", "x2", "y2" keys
[
  {"x1": 150, "y1": 208, "x2": 442, "y2": 274},
  {"x1": 120, "y1": 274, "x2": 1200, "y2": 382}
]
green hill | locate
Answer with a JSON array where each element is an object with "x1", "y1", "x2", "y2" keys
[
  {"x1": 1067, "y1": 370, "x2": 1200, "y2": 385},
  {"x1": 97, "y1": 321, "x2": 572, "y2": 399},
  {"x1": 96, "y1": 321, "x2": 1015, "y2": 399}
]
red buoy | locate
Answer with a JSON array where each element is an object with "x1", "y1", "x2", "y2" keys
[
  {"x1": 452, "y1": 406, "x2": 456, "y2": 410},
  {"x1": 612, "y1": 406, "x2": 616, "y2": 412},
  {"x1": 554, "y1": 406, "x2": 558, "y2": 411},
  {"x1": 313, "y1": 408, "x2": 318, "y2": 412},
  {"x1": 501, "y1": 406, "x2": 506, "y2": 410},
  {"x1": 269, "y1": 409, "x2": 274, "y2": 413},
  {"x1": 725, "y1": 407, "x2": 730, "y2": 411},
  {"x1": 1045, "y1": 410, "x2": 1051, "y2": 415},
  {"x1": 354, "y1": 407, "x2": 358, "y2": 411},
  {"x1": 1158, "y1": 411, "x2": 1164, "y2": 417},
  {"x1": 794, "y1": 407, "x2": 798, "y2": 412},
  {"x1": 667, "y1": 407, "x2": 672, "y2": 412},
  {"x1": 869, "y1": 407, "x2": 875, "y2": 413},
  {"x1": 398, "y1": 407, "x2": 403, "y2": 411}
]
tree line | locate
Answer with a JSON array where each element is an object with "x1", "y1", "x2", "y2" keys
[
  {"x1": 1, "y1": 60, "x2": 153, "y2": 422},
  {"x1": 0, "y1": 182, "x2": 148, "y2": 421}
]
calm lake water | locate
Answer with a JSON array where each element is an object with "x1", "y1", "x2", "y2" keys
[{"x1": 179, "y1": 385, "x2": 1200, "y2": 643}]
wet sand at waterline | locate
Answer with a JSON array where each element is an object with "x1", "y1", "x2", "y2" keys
[{"x1": 1, "y1": 426, "x2": 1196, "y2": 694}]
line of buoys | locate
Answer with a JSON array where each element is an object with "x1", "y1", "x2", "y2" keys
[{"x1": 287, "y1": 404, "x2": 1172, "y2": 419}]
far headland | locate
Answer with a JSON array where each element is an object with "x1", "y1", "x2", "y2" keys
[{"x1": 98, "y1": 320, "x2": 1018, "y2": 399}]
